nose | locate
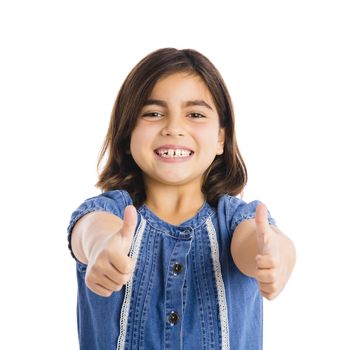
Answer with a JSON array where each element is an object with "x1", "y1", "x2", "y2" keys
[{"x1": 160, "y1": 116, "x2": 185, "y2": 137}]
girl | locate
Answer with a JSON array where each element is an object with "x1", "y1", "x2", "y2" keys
[{"x1": 67, "y1": 48, "x2": 296, "y2": 350}]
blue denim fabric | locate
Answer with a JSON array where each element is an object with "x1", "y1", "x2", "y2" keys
[{"x1": 67, "y1": 190, "x2": 276, "y2": 350}]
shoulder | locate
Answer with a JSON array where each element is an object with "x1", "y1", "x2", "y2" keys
[
  {"x1": 69, "y1": 189, "x2": 133, "y2": 223},
  {"x1": 217, "y1": 193, "x2": 256, "y2": 222},
  {"x1": 97, "y1": 189, "x2": 133, "y2": 205},
  {"x1": 216, "y1": 194, "x2": 276, "y2": 233},
  {"x1": 84, "y1": 189, "x2": 133, "y2": 215}
]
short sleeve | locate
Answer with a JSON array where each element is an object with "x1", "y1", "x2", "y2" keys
[
  {"x1": 66, "y1": 189, "x2": 133, "y2": 262},
  {"x1": 217, "y1": 194, "x2": 277, "y2": 234}
]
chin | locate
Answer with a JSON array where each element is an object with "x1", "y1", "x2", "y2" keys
[{"x1": 154, "y1": 173, "x2": 200, "y2": 187}]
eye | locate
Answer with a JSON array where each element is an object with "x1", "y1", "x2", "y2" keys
[
  {"x1": 188, "y1": 112, "x2": 206, "y2": 118},
  {"x1": 142, "y1": 112, "x2": 163, "y2": 118}
]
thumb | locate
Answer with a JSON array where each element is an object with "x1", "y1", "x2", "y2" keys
[
  {"x1": 255, "y1": 202, "x2": 272, "y2": 255},
  {"x1": 120, "y1": 205, "x2": 138, "y2": 244}
]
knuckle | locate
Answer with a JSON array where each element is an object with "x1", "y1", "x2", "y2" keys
[
  {"x1": 270, "y1": 257, "x2": 279, "y2": 267},
  {"x1": 271, "y1": 282, "x2": 279, "y2": 292},
  {"x1": 96, "y1": 285, "x2": 112, "y2": 297},
  {"x1": 264, "y1": 282, "x2": 278, "y2": 294},
  {"x1": 118, "y1": 275, "x2": 127, "y2": 285},
  {"x1": 262, "y1": 290, "x2": 275, "y2": 300},
  {"x1": 120, "y1": 261, "x2": 133, "y2": 274},
  {"x1": 256, "y1": 270, "x2": 264, "y2": 280},
  {"x1": 121, "y1": 274, "x2": 131, "y2": 285},
  {"x1": 113, "y1": 284, "x2": 123, "y2": 292},
  {"x1": 268, "y1": 292, "x2": 277, "y2": 300},
  {"x1": 268, "y1": 270, "x2": 277, "y2": 282},
  {"x1": 100, "y1": 290, "x2": 112, "y2": 297},
  {"x1": 115, "y1": 273, "x2": 129, "y2": 285},
  {"x1": 91, "y1": 262, "x2": 102, "y2": 273},
  {"x1": 105, "y1": 291, "x2": 113, "y2": 297},
  {"x1": 85, "y1": 280, "x2": 92, "y2": 290},
  {"x1": 91, "y1": 257, "x2": 105, "y2": 270},
  {"x1": 256, "y1": 259, "x2": 264, "y2": 268},
  {"x1": 272, "y1": 270, "x2": 279, "y2": 282},
  {"x1": 85, "y1": 273, "x2": 94, "y2": 287},
  {"x1": 94, "y1": 257, "x2": 112, "y2": 274},
  {"x1": 264, "y1": 284, "x2": 273, "y2": 293},
  {"x1": 85, "y1": 276, "x2": 112, "y2": 297},
  {"x1": 127, "y1": 260, "x2": 135, "y2": 272}
]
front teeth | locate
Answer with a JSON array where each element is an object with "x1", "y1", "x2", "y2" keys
[{"x1": 157, "y1": 149, "x2": 192, "y2": 158}]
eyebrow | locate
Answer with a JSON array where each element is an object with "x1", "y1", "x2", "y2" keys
[{"x1": 143, "y1": 99, "x2": 213, "y2": 111}]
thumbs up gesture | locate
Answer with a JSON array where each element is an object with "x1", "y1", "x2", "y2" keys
[
  {"x1": 255, "y1": 203, "x2": 286, "y2": 300},
  {"x1": 85, "y1": 205, "x2": 138, "y2": 297}
]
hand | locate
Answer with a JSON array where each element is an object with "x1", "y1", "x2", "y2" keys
[
  {"x1": 255, "y1": 203, "x2": 285, "y2": 300},
  {"x1": 85, "y1": 205, "x2": 137, "y2": 297}
]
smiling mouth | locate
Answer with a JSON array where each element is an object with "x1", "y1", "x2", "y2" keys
[{"x1": 154, "y1": 148, "x2": 194, "y2": 158}]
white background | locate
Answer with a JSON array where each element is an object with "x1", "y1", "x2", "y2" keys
[{"x1": 1, "y1": 1, "x2": 349, "y2": 349}]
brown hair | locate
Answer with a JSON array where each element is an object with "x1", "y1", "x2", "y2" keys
[{"x1": 95, "y1": 47, "x2": 247, "y2": 207}]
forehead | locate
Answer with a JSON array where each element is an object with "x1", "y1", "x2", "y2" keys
[{"x1": 148, "y1": 72, "x2": 216, "y2": 108}]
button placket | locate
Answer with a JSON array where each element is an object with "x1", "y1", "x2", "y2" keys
[{"x1": 164, "y1": 235, "x2": 192, "y2": 348}]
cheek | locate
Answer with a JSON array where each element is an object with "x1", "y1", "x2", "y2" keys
[
  {"x1": 131, "y1": 126, "x2": 149, "y2": 148},
  {"x1": 130, "y1": 129, "x2": 142, "y2": 158},
  {"x1": 194, "y1": 125, "x2": 220, "y2": 148},
  {"x1": 130, "y1": 125, "x2": 158, "y2": 160}
]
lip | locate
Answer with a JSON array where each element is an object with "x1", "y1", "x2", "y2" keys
[
  {"x1": 154, "y1": 152, "x2": 194, "y2": 163},
  {"x1": 153, "y1": 144, "x2": 194, "y2": 163},
  {"x1": 154, "y1": 144, "x2": 194, "y2": 152}
]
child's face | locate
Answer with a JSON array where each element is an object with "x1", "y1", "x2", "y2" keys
[{"x1": 130, "y1": 72, "x2": 225, "y2": 190}]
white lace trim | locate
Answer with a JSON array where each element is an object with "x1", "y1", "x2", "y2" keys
[
  {"x1": 206, "y1": 217, "x2": 230, "y2": 349},
  {"x1": 116, "y1": 216, "x2": 146, "y2": 350}
]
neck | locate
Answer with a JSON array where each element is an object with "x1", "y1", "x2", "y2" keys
[{"x1": 143, "y1": 179, "x2": 205, "y2": 225}]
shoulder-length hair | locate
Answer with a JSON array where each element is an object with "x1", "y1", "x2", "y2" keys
[{"x1": 95, "y1": 47, "x2": 247, "y2": 208}]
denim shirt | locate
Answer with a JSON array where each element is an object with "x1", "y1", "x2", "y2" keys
[{"x1": 67, "y1": 190, "x2": 276, "y2": 350}]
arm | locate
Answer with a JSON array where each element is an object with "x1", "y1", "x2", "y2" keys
[
  {"x1": 230, "y1": 204, "x2": 296, "y2": 300},
  {"x1": 71, "y1": 211, "x2": 124, "y2": 264}
]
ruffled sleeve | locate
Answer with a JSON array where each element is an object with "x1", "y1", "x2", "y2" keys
[
  {"x1": 66, "y1": 189, "x2": 133, "y2": 262},
  {"x1": 217, "y1": 194, "x2": 277, "y2": 236}
]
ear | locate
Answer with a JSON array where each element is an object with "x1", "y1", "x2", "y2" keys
[{"x1": 216, "y1": 128, "x2": 225, "y2": 155}]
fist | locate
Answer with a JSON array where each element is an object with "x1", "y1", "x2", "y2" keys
[{"x1": 85, "y1": 205, "x2": 138, "y2": 297}]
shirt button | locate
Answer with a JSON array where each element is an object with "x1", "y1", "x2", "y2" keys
[
  {"x1": 172, "y1": 263, "x2": 183, "y2": 275},
  {"x1": 168, "y1": 311, "x2": 179, "y2": 325}
]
